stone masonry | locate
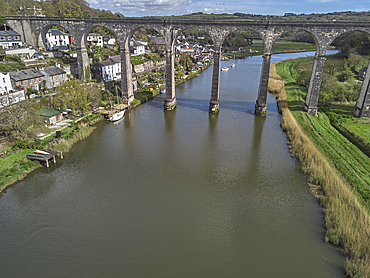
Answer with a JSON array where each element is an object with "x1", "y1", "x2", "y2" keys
[{"x1": 5, "y1": 16, "x2": 370, "y2": 116}]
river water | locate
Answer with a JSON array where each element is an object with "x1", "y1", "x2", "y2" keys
[{"x1": 0, "y1": 51, "x2": 345, "y2": 277}]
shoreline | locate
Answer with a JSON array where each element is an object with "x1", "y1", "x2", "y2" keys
[
  {"x1": 268, "y1": 61, "x2": 370, "y2": 277},
  {"x1": 0, "y1": 117, "x2": 102, "y2": 194}
]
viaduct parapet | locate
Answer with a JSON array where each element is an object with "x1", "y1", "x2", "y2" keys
[{"x1": 5, "y1": 16, "x2": 370, "y2": 117}]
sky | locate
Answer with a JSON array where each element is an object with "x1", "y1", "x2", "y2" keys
[{"x1": 86, "y1": 0, "x2": 370, "y2": 18}]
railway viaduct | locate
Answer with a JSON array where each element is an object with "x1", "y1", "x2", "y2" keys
[{"x1": 5, "y1": 16, "x2": 370, "y2": 117}]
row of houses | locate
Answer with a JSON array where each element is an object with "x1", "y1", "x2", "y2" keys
[
  {"x1": 9, "y1": 66, "x2": 68, "y2": 92},
  {"x1": 0, "y1": 66, "x2": 69, "y2": 108}
]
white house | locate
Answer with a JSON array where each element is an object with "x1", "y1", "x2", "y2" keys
[
  {"x1": 0, "y1": 72, "x2": 13, "y2": 96},
  {"x1": 103, "y1": 36, "x2": 117, "y2": 48},
  {"x1": 45, "y1": 29, "x2": 69, "y2": 51},
  {"x1": 0, "y1": 72, "x2": 25, "y2": 108},
  {"x1": 92, "y1": 55, "x2": 121, "y2": 81},
  {"x1": 0, "y1": 31, "x2": 22, "y2": 49},
  {"x1": 129, "y1": 39, "x2": 146, "y2": 55},
  {"x1": 87, "y1": 33, "x2": 103, "y2": 48}
]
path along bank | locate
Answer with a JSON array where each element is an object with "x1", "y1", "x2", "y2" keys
[{"x1": 269, "y1": 61, "x2": 370, "y2": 277}]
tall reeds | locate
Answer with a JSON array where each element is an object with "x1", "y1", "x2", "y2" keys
[
  {"x1": 52, "y1": 126, "x2": 96, "y2": 153},
  {"x1": 269, "y1": 63, "x2": 370, "y2": 277}
]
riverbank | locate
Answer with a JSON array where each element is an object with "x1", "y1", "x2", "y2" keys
[
  {"x1": 0, "y1": 115, "x2": 103, "y2": 194},
  {"x1": 269, "y1": 62, "x2": 370, "y2": 277}
]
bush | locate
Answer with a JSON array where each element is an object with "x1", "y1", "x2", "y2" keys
[
  {"x1": 336, "y1": 70, "x2": 354, "y2": 82},
  {"x1": 12, "y1": 140, "x2": 30, "y2": 149},
  {"x1": 296, "y1": 69, "x2": 311, "y2": 87}
]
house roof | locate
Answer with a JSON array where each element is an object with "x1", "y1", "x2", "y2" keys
[
  {"x1": 88, "y1": 33, "x2": 101, "y2": 37},
  {"x1": 0, "y1": 30, "x2": 19, "y2": 36},
  {"x1": 38, "y1": 108, "x2": 61, "y2": 117},
  {"x1": 48, "y1": 29, "x2": 67, "y2": 36},
  {"x1": 359, "y1": 66, "x2": 367, "y2": 73},
  {"x1": 9, "y1": 68, "x2": 44, "y2": 81},
  {"x1": 110, "y1": 55, "x2": 121, "y2": 64},
  {"x1": 94, "y1": 60, "x2": 115, "y2": 67},
  {"x1": 42, "y1": 66, "x2": 66, "y2": 76},
  {"x1": 149, "y1": 37, "x2": 165, "y2": 45}
]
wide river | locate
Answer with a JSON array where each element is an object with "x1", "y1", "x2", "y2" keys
[{"x1": 0, "y1": 51, "x2": 345, "y2": 277}]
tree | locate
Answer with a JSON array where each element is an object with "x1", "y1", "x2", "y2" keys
[
  {"x1": 336, "y1": 70, "x2": 354, "y2": 82},
  {"x1": 55, "y1": 80, "x2": 88, "y2": 113},
  {"x1": 347, "y1": 53, "x2": 364, "y2": 70},
  {"x1": 0, "y1": 100, "x2": 42, "y2": 141},
  {"x1": 56, "y1": 0, "x2": 83, "y2": 17}
]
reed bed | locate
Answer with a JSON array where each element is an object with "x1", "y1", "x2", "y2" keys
[
  {"x1": 52, "y1": 126, "x2": 96, "y2": 153},
  {"x1": 269, "y1": 62, "x2": 370, "y2": 277}
]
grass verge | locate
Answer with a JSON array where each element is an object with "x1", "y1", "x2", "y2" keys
[{"x1": 269, "y1": 62, "x2": 370, "y2": 277}]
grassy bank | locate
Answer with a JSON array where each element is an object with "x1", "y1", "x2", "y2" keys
[
  {"x1": 269, "y1": 62, "x2": 370, "y2": 277},
  {"x1": 0, "y1": 115, "x2": 102, "y2": 194},
  {"x1": 52, "y1": 125, "x2": 97, "y2": 153}
]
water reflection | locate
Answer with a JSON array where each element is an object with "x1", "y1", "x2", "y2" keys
[{"x1": 246, "y1": 115, "x2": 266, "y2": 180}]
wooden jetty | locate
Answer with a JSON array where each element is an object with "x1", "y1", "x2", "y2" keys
[{"x1": 27, "y1": 150, "x2": 63, "y2": 167}]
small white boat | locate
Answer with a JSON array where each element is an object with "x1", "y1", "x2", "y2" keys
[
  {"x1": 221, "y1": 67, "x2": 229, "y2": 71},
  {"x1": 109, "y1": 110, "x2": 125, "y2": 122},
  {"x1": 231, "y1": 55, "x2": 236, "y2": 68}
]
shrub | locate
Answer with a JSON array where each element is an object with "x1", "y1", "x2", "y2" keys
[
  {"x1": 336, "y1": 70, "x2": 354, "y2": 82},
  {"x1": 12, "y1": 140, "x2": 30, "y2": 149}
]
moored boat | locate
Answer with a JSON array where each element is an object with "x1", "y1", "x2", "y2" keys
[
  {"x1": 221, "y1": 67, "x2": 229, "y2": 71},
  {"x1": 109, "y1": 110, "x2": 125, "y2": 122},
  {"x1": 231, "y1": 55, "x2": 236, "y2": 68}
]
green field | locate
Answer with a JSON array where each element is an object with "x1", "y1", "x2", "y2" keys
[
  {"x1": 275, "y1": 58, "x2": 370, "y2": 211},
  {"x1": 274, "y1": 57, "x2": 370, "y2": 277},
  {"x1": 343, "y1": 122, "x2": 370, "y2": 142}
]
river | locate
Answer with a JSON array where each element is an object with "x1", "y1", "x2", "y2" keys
[{"x1": 0, "y1": 51, "x2": 345, "y2": 277}]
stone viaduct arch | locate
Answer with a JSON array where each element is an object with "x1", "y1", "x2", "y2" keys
[{"x1": 5, "y1": 16, "x2": 370, "y2": 117}]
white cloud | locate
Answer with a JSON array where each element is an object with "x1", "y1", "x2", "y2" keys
[
  {"x1": 91, "y1": 0, "x2": 189, "y2": 14},
  {"x1": 203, "y1": 7, "x2": 226, "y2": 13}
]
